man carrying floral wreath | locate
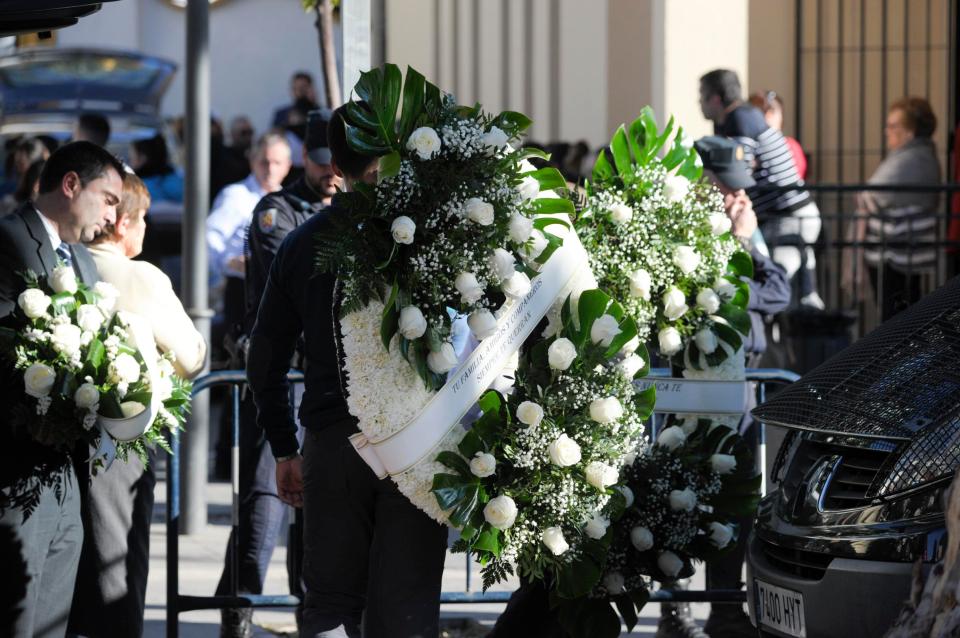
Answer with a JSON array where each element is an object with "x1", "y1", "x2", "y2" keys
[
  {"x1": 0, "y1": 141, "x2": 124, "y2": 638},
  {"x1": 247, "y1": 105, "x2": 448, "y2": 638}
]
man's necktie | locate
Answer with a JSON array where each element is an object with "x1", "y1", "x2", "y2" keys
[{"x1": 55, "y1": 244, "x2": 73, "y2": 269}]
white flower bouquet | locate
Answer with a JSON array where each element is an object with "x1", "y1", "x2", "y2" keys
[
  {"x1": 575, "y1": 106, "x2": 754, "y2": 369},
  {"x1": 432, "y1": 289, "x2": 654, "y2": 593},
  {"x1": 0, "y1": 267, "x2": 191, "y2": 468}
]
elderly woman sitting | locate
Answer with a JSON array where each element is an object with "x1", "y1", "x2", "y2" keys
[{"x1": 68, "y1": 172, "x2": 207, "y2": 638}]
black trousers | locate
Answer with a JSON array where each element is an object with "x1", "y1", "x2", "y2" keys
[
  {"x1": 300, "y1": 418, "x2": 448, "y2": 638},
  {"x1": 68, "y1": 452, "x2": 156, "y2": 638},
  {"x1": 0, "y1": 464, "x2": 83, "y2": 638}
]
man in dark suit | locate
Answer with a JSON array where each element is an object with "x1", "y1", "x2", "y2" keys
[
  {"x1": 248, "y1": 106, "x2": 447, "y2": 638},
  {"x1": 0, "y1": 141, "x2": 123, "y2": 638}
]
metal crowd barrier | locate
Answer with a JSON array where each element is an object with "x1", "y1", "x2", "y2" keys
[{"x1": 165, "y1": 367, "x2": 799, "y2": 634}]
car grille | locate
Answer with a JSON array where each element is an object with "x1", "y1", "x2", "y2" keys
[
  {"x1": 780, "y1": 438, "x2": 898, "y2": 511},
  {"x1": 759, "y1": 538, "x2": 833, "y2": 580}
]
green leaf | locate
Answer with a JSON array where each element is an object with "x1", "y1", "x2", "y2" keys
[
  {"x1": 592, "y1": 149, "x2": 614, "y2": 183},
  {"x1": 662, "y1": 126, "x2": 689, "y2": 170},
  {"x1": 524, "y1": 167, "x2": 567, "y2": 191},
  {"x1": 653, "y1": 112, "x2": 675, "y2": 155},
  {"x1": 377, "y1": 151, "x2": 402, "y2": 183},
  {"x1": 478, "y1": 390, "x2": 503, "y2": 415},
  {"x1": 374, "y1": 242, "x2": 398, "y2": 271},
  {"x1": 555, "y1": 539, "x2": 607, "y2": 599},
  {"x1": 627, "y1": 115, "x2": 648, "y2": 164},
  {"x1": 717, "y1": 302, "x2": 752, "y2": 336},
  {"x1": 380, "y1": 283, "x2": 399, "y2": 351},
  {"x1": 686, "y1": 339, "x2": 703, "y2": 370},
  {"x1": 633, "y1": 385, "x2": 656, "y2": 420},
  {"x1": 431, "y1": 473, "x2": 475, "y2": 511},
  {"x1": 449, "y1": 483, "x2": 480, "y2": 528},
  {"x1": 85, "y1": 339, "x2": 105, "y2": 370},
  {"x1": 516, "y1": 146, "x2": 550, "y2": 162},
  {"x1": 398, "y1": 66, "x2": 426, "y2": 141},
  {"x1": 576, "y1": 289, "x2": 611, "y2": 345},
  {"x1": 473, "y1": 527, "x2": 501, "y2": 555},
  {"x1": 677, "y1": 148, "x2": 704, "y2": 180},
  {"x1": 614, "y1": 594, "x2": 639, "y2": 632},
  {"x1": 603, "y1": 316, "x2": 638, "y2": 359},
  {"x1": 531, "y1": 197, "x2": 575, "y2": 215},
  {"x1": 492, "y1": 110, "x2": 533, "y2": 135},
  {"x1": 532, "y1": 216, "x2": 570, "y2": 231},
  {"x1": 533, "y1": 231, "x2": 563, "y2": 265},
  {"x1": 436, "y1": 450, "x2": 472, "y2": 478},
  {"x1": 609, "y1": 125, "x2": 632, "y2": 176},
  {"x1": 458, "y1": 429, "x2": 485, "y2": 459},
  {"x1": 352, "y1": 66, "x2": 382, "y2": 105},
  {"x1": 728, "y1": 250, "x2": 755, "y2": 278},
  {"x1": 344, "y1": 121, "x2": 391, "y2": 155},
  {"x1": 344, "y1": 100, "x2": 380, "y2": 131},
  {"x1": 714, "y1": 321, "x2": 744, "y2": 353}
]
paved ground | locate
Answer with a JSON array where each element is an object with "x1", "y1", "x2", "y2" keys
[{"x1": 144, "y1": 478, "x2": 717, "y2": 637}]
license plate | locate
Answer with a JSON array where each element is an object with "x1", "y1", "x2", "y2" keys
[{"x1": 754, "y1": 579, "x2": 807, "y2": 637}]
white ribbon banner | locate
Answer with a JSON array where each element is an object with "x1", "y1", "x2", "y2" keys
[
  {"x1": 635, "y1": 378, "x2": 748, "y2": 415},
  {"x1": 350, "y1": 225, "x2": 590, "y2": 479}
]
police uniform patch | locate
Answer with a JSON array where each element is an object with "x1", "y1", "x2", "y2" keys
[{"x1": 258, "y1": 208, "x2": 278, "y2": 233}]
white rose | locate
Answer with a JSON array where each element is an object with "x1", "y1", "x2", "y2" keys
[
  {"x1": 455, "y1": 272, "x2": 484, "y2": 305},
  {"x1": 656, "y1": 425, "x2": 687, "y2": 451},
  {"x1": 714, "y1": 276, "x2": 738, "y2": 300},
  {"x1": 542, "y1": 526, "x2": 569, "y2": 556},
  {"x1": 93, "y1": 281, "x2": 119, "y2": 314},
  {"x1": 585, "y1": 461, "x2": 618, "y2": 490},
  {"x1": 406, "y1": 126, "x2": 442, "y2": 160},
  {"x1": 617, "y1": 353, "x2": 644, "y2": 379},
  {"x1": 603, "y1": 571, "x2": 625, "y2": 595},
  {"x1": 662, "y1": 287, "x2": 689, "y2": 321},
  {"x1": 627, "y1": 269, "x2": 651, "y2": 300},
  {"x1": 517, "y1": 175, "x2": 540, "y2": 201},
  {"x1": 74, "y1": 383, "x2": 100, "y2": 409},
  {"x1": 152, "y1": 373, "x2": 174, "y2": 402},
  {"x1": 710, "y1": 453, "x2": 738, "y2": 475},
  {"x1": 483, "y1": 495, "x2": 517, "y2": 530},
  {"x1": 51, "y1": 323, "x2": 82, "y2": 358},
  {"x1": 120, "y1": 401, "x2": 146, "y2": 418},
  {"x1": 158, "y1": 358, "x2": 176, "y2": 378},
  {"x1": 481, "y1": 125, "x2": 510, "y2": 151},
  {"x1": 464, "y1": 197, "x2": 495, "y2": 226},
  {"x1": 663, "y1": 174, "x2": 690, "y2": 204},
  {"x1": 709, "y1": 521, "x2": 734, "y2": 548},
  {"x1": 488, "y1": 248, "x2": 516, "y2": 281},
  {"x1": 547, "y1": 433, "x2": 582, "y2": 467},
  {"x1": 398, "y1": 306, "x2": 427, "y2": 340},
  {"x1": 584, "y1": 513, "x2": 610, "y2": 540},
  {"x1": 695, "y1": 328, "x2": 718, "y2": 354},
  {"x1": 109, "y1": 352, "x2": 142, "y2": 384},
  {"x1": 18, "y1": 288, "x2": 51, "y2": 319},
  {"x1": 672, "y1": 245, "x2": 701, "y2": 275},
  {"x1": 520, "y1": 230, "x2": 548, "y2": 262},
  {"x1": 590, "y1": 314, "x2": 621, "y2": 347},
  {"x1": 658, "y1": 326, "x2": 683, "y2": 355},
  {"x1": 427, "y1": 342, "x2": 458, "y2": 374},
  {"x1": 470, "y1": 452, "x2": 496, "y2": 478},
  {"x1": 468, "y1": 309, "x2": 498, "y2": 340},
  {"x1": 696, "y1": 288, "x2": 721, "y2": 314},
  {"x1": 508, "y1": 213, "x2": 534, "y2": 244},
  {"x1": 617, "y1": 485, "x2": 635, "y2": 509},
  {"x1": 50, "y1": 264, "x2": 77, "y2": 294},
  {"x1": 708, "y1": 212, "x2": 732, "y2": 235},
  {"x1": 76, "y1": 304, "x2": 105, "y2": 333},
  {"x1": 620, "y1": 335, "x2": 641, "y2": 356},
  {"x1": 516, "y1": 401, "x2": 544, "y2": 427},
  {"x1": 669, "y1": 488, "x2": 697, "y2": 512},
  {"x1": 548, "y1": 338, "x2": 577, "y2": 371},
  {"x1": 658, "y1": 551, "x2": 684, "y2": 578},
  {"x1": 501, "y1": 272, "x2": 531, "y2": 300},
  {"x1": 630, "y1": 526, "x2": 654, "y2": 552},
  {"x1": 23, "y1": 363, "x2": 56, "y2": 398},
  {"x1": 680, "y1": 416, "x2": 700, "y2": 435},
  {"x1": 608, "y1": 202, "x2": 633, "y2": 225},
  {"x1": 391, "y1": 216, "x2": 416, "y2": 245},
  {"x1": 589, "y1": 397, "x2": 624, "y2": 424}
]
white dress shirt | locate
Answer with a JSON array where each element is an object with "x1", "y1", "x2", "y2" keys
[
  {"x1": 35, "y1": 207, "x2": 63, "y2": 252},
  {"x1": 88, "y1": 243, "x2": 207, "y2": 379},
  {"x1": 206, "y1": 173, "x2": 268, "y2": 287}
]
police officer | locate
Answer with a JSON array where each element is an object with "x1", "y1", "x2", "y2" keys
[{"x1": 216, "y1": 109, "x2": 341, "y2": 638}]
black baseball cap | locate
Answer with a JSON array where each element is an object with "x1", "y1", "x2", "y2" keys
[
  {"x1": 694, "y1": 136, "x2": 755, "y2": 190},
  {"x1": 305, "y1": 109, "x2": 333, "y2": 165}
]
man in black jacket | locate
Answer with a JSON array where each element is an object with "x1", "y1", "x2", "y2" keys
[
  {"x1": 0, "y1": 141, "x2": 123, "y2": 638},
  {"x1": 247, "y1": 106, "x2": 447, "y2": 638},
  {"x1": 217, "y1": 109, "x2": 341, "y2": 638}
]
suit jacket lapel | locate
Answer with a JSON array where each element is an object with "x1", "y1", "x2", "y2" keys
[
  {"x1": 71, "y1": 244, "x2": 99, "y2": 286},
  {"x1": 19, "y1": 205, "x2": 57, "y2": 275}
]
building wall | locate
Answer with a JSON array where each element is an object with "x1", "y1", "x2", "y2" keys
[{"x1": 54, "y1": 0, "x2": 334, "y2": 143}]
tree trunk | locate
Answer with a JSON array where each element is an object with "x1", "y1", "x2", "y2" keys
[
  {"x1": 315, "y1": 0, "x2": 342, "y2": 108},
  {"x1": 885, "y1": 469, "x2": 960, "y2": 637}
]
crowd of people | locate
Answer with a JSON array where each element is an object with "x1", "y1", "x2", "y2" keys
[{"x1": 0, "y1": 64, "x2": 948, "y2": 638}]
